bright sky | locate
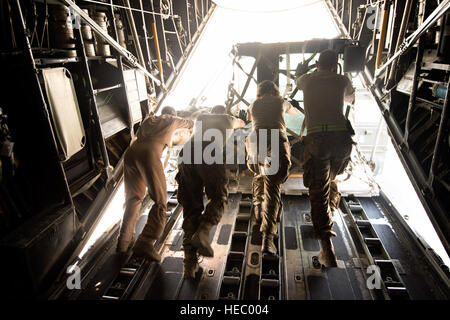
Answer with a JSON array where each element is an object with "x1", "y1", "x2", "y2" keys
[{"x1": 162, "y1": 0, "x2": 339, "y2": 109}]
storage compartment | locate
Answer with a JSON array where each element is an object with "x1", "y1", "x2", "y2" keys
[{"x1": 0, "y1": 206, "x2": 80, "y2": 297}]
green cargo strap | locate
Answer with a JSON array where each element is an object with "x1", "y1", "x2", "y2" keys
[{"x1": 307, "y1": 124, "x2": 348, "y2": 134}]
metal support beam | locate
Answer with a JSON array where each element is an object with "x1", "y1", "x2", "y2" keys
[
  {"x1": 386, "y1": 0, "x2": 413, "y2": 87},
  {"x1": 73, "y1": 27, "x2": 112, "y2": 178},
  {"x1": 375, "y1": 0, "x2": 450, "y2": 78},
  {"x1": 404, "y1": 38, "x2": 424, "y2": 146},
  {"x1": 122, "y1": 0, "x2": 145, "y2": 67},
  {"x1": 234, "y1": 55, "x2": 259, "y2": 105},
  {"x1": 428, "y1": 78, "x2": 450, "y2": 190}
]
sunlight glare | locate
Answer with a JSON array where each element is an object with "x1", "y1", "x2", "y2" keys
[{"x1": 162, "y1": 1, "x2": 339, "y2": 109}]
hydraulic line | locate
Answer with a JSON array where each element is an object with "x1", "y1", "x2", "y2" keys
[
  {"x1": 375, "y1": 0, "x2": 391, "y2": 69},
  {"x1": 152, "y1": 22, "x2": 164, "y2": 86},
  {"x1": 386, "y1": 0, "x2": 412, "y2": 87}
]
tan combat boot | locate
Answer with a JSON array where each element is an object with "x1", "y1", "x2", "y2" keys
[
  {"x1": 132, "y1": 236, "x2": 161, "y2": 262},
  {"x1": 318, "y1": 237, "x2": 338, "y2": 267},
  {"x1": 116, "y1": 234, "x2": 133, "y2": 253},
  {"x1": 191, "y1": 221, "x2": 214, "y2": 257},
  {"x1": 183, "y1": 246, "x2": 199, "y2": 279},
  {"x1": 261, "y1": 233, "x2": 277, "y2": 255}
]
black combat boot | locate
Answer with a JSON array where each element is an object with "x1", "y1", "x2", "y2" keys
[
  {"x1": 132, "y1": 235, "x2": 161, "y2": 262},
  {"x1": 183, "y1": 246, "x2": 199, "y2": 279},
  {"x1": 318, "y1": 237, "x2": 338, "y2": 267},
  {"x1": 261, "y1": 233, "x2": 277, "y2": 255},
  {"x1": 191, "y1": 221, "x2": 215, "y2": 257}
]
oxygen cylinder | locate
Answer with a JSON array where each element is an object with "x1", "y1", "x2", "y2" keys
[
  {"x1": 80, "y1": 9, "x2": 95, "y2": 57},
  {"x1": 115, "y1": 13, "x2": 127, "y2": 49},
  {"x1": 49, "y1": 4, "x2": 76, "y2": 57},
  {"x1": 92, "y1": 12, "x2": 111, "y2": 56}
]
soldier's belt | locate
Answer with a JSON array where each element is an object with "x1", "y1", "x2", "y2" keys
[{"x1": 307, "y1": 124, "x2": 348, "y2": 134}]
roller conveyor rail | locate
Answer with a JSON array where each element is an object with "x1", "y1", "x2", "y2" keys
[
  {"x1": 100, "y1": 192, "x2": 182, "y2": 300},
  {"x1": 341, "y1": 197, "x2": 410, "y2": 300},
  {"x1": 219, "y1": 197, "x2": 252, "y2": 300},
  {"x1": 66, "y1": 191, "x2": 448, "y2": 300}
]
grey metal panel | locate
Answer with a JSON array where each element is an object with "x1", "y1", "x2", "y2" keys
[
  {"x1": 123, "y1": 69, "x2": 145, "y2": 124},
  {"x1": 300, "y1": 225, "x2": 320, "y2": 251},
  {"x1": 169, "y1": 230, "x2": 184, "y2": 252},
  {"x1": 42, "y1": 67, "x2": 86, "y2": 160},
  {"x1": 346, "y1": 268, "x2": 365, "y2": 300},
  {"x1": 326, "y1": 268, "x2": 356, "y2": 300},
  {"x1": 145, "y1": 257, "x2": 184, "y2": 300},
  {"x1": 307, "y1": 276, "x2": 331, "y2": 300},
  {"x1": 217, "y1": 224, "x2": 232, "y2": 245},
  {"x1": 284, "y1": 226, "x2": 298, "y2": 250},
  {"x1": 332, "y1": 223, "x2": 351, "y2": 261}
]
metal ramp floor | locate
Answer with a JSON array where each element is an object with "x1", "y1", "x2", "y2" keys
[{"x1": 67, "y1": 191, "x2": 449, "y2": 300}]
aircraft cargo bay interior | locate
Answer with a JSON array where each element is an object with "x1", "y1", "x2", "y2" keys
[{"x1": 0, "y1": 0, "x2": 449, "y2": 303}]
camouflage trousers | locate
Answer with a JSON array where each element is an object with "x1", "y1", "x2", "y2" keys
[
  {"x1": 303, "y1": 131, "x2": 353, "y2": 239},
  {"x1": 176, "y1": 145, "x2": 229, "y2": 249},
  {"x1": 247, "y1": 131, "x2": 291, "y2": 235}
]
